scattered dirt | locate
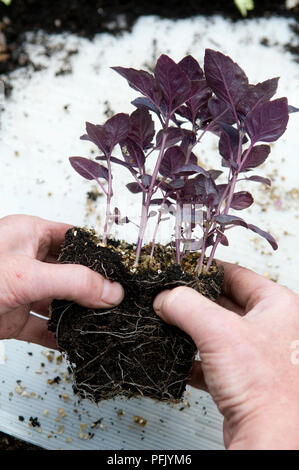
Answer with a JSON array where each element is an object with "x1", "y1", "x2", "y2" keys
[{"x1": 49, "y1": 227, "x2": 223, "y2": 403}]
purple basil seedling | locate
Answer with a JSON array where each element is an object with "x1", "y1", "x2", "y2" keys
[
  {"x1": 70, "y1": 49, "x2": 296, "y2": 274},
  {"x1": 50, "y1": 48, "x2": 298, "y2": 404}
]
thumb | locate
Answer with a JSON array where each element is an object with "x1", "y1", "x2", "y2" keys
[
  {"x1": 6, "y1": 257, "x2": 124, "y2": 311},
  {"x1": 153, "y1": 286, "x2": 241, "y2": 349}
]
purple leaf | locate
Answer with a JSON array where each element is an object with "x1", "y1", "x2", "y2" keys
[
  {"x1": 230, "y1": 191, "x2": 254, "y2": 210},
  {"x1": 288, "y1": 104, "x2": 299, "y2": 114},
  {"x1": 179, "y1": 130, "x2": 197, "y2": 154},
  {"x1": 187, "y1": 80, "x2": 212, "y2": 123},
  {"x1": 221, "y1": 158, "x2": 238, "y2": 170},
  {"x1": 154, "y1": 54, "x2": 191, "y2": 112},
  {"x1": 104, "y1": 113, "x2": 130, "y2": 150},
  {"x1": 114, "y1": 207, "x2": 130, "y2": 225},
  {"x1": 244, "y1": 97, "x2": 289, "y2": 143},
  {"x1": 181, "y1": 128, "x2": 196, "y2": 151},
  {"x1": 112, "y1": 66, "x2": 161, "y2": 106},
  {"x1": 247, "y1": 224, "x2": 278, "y2": 250},
  {"x1": 126, "y1": 182, "x2": 143, "y2": 193},
  {"x1": 173, "y1": 163, "x2": 209, "y2": 177},
  {"x1": 178, "y1": 55, "x2": 204, "y2": 80},
  {"x1": 128, "y1": 109, "x2": 155, "y2": 150},
  {"x1": 159, "y1": 146, "x2": 186, "y2": 177},
  {"x1": 240, "y1": 144, "x2": 271, "y2": 170},
  {"x1": 177, "y1": 179, "x2": 200, "y2": 202},
  {"x1": 193, "y1": 174, "x2": 218, "y2": 204},
  {"x1": 215, "y1": 214, "x2": 248, "y2": 228},
  {"x1": 208, "y1": 169, "x2": 223, "y2": 180},
  {"x1": 155, "y1": 127, "x2": 184, "y2": 149},
  {"x1": 208, "y1": 96, "x2": 236, "y2": 125},
  {"x1": 175, "y1": 105, "x2": 192, "y2": 122},
  {"x1": 170, "y1": 178, "x2": 185, "y2": 189},
  {"x1": 84, "y1": 113, "x2": 130, "y2": 155},
  {"x1": 218, "y1": 121, "x2": 247, "y2": 144},
  {"x1": 216, "y1": 183, "x2": 228, "y2": 196},
  {"x1": 69, "y1": 157, "x2": 109, "y2": 181},
  {"x1": 219, "y1": 233, "x2": 229, "y2": 246},
  {"x1": 237, "y1": 77, "x2": 279, "y2": 116},
  {"x1": 246, "y1": 175, "x2": 271, "y2": 186},
  {"x1": 184, "y1": 79, "x2": 211, "y2": 106},
  {"x1": 120, "y1": 138, "x2": 145, "y2": 169},
  {"x1": 204, "y1": 49, "x2": 248, "y2": 109},
  {"x1": 218, "y1": 127, "x2": 240, "y2": 162},
  {"x1": 84, "y1": 122, "x2": 109, "y2": 154},
  {"x1": 96, "y1": 155, "x2": 138, "y2": 175},
  {"x1": 131, "y1": 97, "x2": 160, "y2": 115}
]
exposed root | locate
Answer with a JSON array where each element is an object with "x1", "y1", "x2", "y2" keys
[{"x1": 49, "y1": 227, "x2": 224, "y2": 403}]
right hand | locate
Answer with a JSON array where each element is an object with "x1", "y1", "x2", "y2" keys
[{"x1": 154, "y1": 261, "x2": 299, "y2": 450}]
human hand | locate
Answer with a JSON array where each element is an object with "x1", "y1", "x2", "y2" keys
[
  {"x1": 154, "y1": 261, "x2": 299, "y2": 450},
  {"x1": 0, "y1": 215, "x2": 124, "y2": 349}
]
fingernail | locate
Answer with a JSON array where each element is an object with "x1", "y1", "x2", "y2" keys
[
  {"x1": 101, "y1": 280, "x2": 124, "y2": 306},
  {"x1": 153, "y1": 290, "x2": 168, "y2": 313}
]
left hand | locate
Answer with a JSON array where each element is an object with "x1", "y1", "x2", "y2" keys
[{"x1": 0, "y1": 214, "x2": 124, "y2": 349}]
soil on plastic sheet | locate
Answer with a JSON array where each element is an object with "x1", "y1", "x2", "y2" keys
[
  {"x1": 0, "y1": 431, "x2": 43, "y2": 450},
  {"x1": 48, "y1": 227, "x2": 223, "y2": 404},
  {"x1": 0, "y1": 0, "x2": 298, "y2": 89}
]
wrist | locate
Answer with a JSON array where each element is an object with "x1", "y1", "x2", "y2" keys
[{"x1": 229, "y1": 404, "x2": 299, "y2": 450}]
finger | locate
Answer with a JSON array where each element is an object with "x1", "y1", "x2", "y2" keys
[
  {"x1": 16, "y1": 314, "x2": 58, "y2": 349},
  {"x1": 218, "y1": 260, "x2": 275, "y2": 310},
  {"x1": 217, "y1": 294, "x2": 245, "y2": 316},
  {"x1": 188, "y1": 360, "x2": 208, "y2": 392},
  {"x1": 9, "y1": 258, "x2": 124, "y2": 310},
  {"x1": 0, "y1": 215, "x2": 71, "y2": 258},
  {"x1": 36, "y1": 218, "x2": 73, "y2": 260},
  {"x1": 153, "y1": 286, "x2": 240, "y2": 348}
]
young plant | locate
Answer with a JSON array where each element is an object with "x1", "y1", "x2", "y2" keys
[
  {"x1": 234, "y1": 0, "x2": 254, "y2": 17},
  {"x1": 70, "y1": 49, "x2": 295, "y2": 274}
]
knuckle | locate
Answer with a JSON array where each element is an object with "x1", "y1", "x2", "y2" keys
[
  {"x1": 75, "y1": 265, "x2": 102, "y2": 299},
  {"x1": 0, "y1": 214, "x2": 27, "y2": 227},
  {"x1": 0, "y1": 255, "x2": 30, "y2": 310},
  {"x1": 163, "y1": 286, "x2": 191, "y2": 311}
]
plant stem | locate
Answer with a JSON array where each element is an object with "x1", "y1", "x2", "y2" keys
[
  {"x1": 102, "y1": 156, "x2": 113, "y2": 244},
  {"x1": 205, "y1": 235, "x2": 221, "y2": 272},
  {"x1": 135, "y1": 123, "x2": 170, "y2": 265},
  {"x1": 174, "y1": 199, "x2": 182, "y2": 265},
  {"x1": 195, "y1": 225, "x2": 209, "y2": 275},
  {"x1": 204, "y1": 129, "x2": 246, "y2": 273}
]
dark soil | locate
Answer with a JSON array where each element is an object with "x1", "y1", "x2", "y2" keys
[
  {"x1": 49, "y1": 227, "x2": 223, "y2": 403},
  {"x1": 0, "y1": 0, "x2": 298, "y2": 91},
  {"x1": 0, "y1": 431, "x2": 43, "y2": 450}
]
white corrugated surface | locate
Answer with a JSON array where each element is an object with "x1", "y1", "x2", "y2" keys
[{"x1": 0, "y1": 15, "x2": 298, "y2": 449}]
